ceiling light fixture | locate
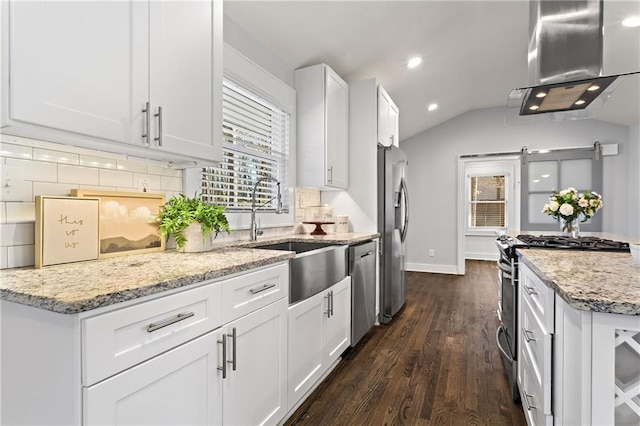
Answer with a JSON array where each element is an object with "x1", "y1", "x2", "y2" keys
[
  {"x1": 407, "y1": 57, "x2": 422, "y2": 69},
  {"x1": 529, "y1": 105, "x2": 540, "y2": 111},
  {"x1": 536, "y1": 92, "x2": 547, "y2": 98},
  {"x1": 575, "y1": 100, "x2": 586, "y2": 105},
  {"x1": 622, "y1": 16, "x2": 640, "y2": 27},
  {"x1": 587, "y1": 85, "x2": 600, "y2": 91},
  {"x1": 427, "y1": 103, "x2": 438, "y2": 111}
]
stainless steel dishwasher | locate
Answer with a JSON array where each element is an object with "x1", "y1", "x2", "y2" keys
[{"x1": 349, "y1": 240, "x2": 377, "y2": 347}]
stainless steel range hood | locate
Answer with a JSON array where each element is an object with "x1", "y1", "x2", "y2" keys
[{"x1": 505, "y1": 0, "x2": 639, "y2": 124}]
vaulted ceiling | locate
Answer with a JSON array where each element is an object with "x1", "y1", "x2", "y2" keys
[{"x1": 225, "y1": 1, "x2": 640, "y2": 141}]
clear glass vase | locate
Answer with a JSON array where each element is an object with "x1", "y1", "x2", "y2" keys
[{"x1": 560, "y1": 218, "x2": 580, "y2": 238}]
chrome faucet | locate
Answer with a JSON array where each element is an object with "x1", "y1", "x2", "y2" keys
[{"x1": 250, "y1": 176, "x2": 282, "y2": 241}]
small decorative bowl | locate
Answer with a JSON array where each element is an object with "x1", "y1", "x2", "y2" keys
[{"x1": 630, "y1": 243, "x2": 640, "y2": 266}]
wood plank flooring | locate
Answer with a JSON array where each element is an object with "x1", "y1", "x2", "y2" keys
[{"x1": 285, "y1": 260, "x2": 526, "y2": 426}]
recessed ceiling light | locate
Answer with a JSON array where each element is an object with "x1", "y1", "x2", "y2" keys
[
  {"x1": 529, "y1": 105, "x2": 540, "y2": 110},
  {"x1": 427, "y1": 103, "x2": 438, "y2": 111},
  {"x1": 536, "y1": 92, "x2": 547, "y2": 98},
  {"x1": 622, "y1": 16, "x2": 640, "y2": 27},
  {"x1": 407, "y1": 57, "x2": 422, "y2": 69},
  {"x1": 575, "y1": 100, "x2": 586, "y2": 105},
  {"x1": 587, "y1": 85, "x2": 600, "y2": 91}
]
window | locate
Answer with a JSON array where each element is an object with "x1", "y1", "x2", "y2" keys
[
  {"x1": 201, "y1": 79, "x2": 289, "y2": 211},
  {"x1": 469, "y1": 175, "x2": 506, "y2": 228}
]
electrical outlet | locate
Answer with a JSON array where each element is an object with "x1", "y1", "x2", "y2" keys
[
  {"x1": 429, "y1": 249, "x2": 435, "y2": 257},
  {"x1": 138, "y1": 178, "x2": 150, "y2": 193}
]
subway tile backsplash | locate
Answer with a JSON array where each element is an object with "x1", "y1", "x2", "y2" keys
[{"x1": 0, "y1": 135, "x2": 183, "y2": 269}]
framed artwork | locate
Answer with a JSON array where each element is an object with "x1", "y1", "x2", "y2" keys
[
  {"x1": 35, "y1": 196, "x2": 100, "y2": 268},
  {"x1": 71, "y1": 189, "x2": 165, "y2": 258}
]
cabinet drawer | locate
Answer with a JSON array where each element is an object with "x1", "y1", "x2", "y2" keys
[
  {"x1": 520, "y1": 349, "x2": 553, "y2": 426},
  {"x1": 82, "y1": 282, "x2": 222, "y2": 386},
  {"x1": 221, "y1": 262, "x2": 289, "y2": 324},
  {"x1": 520, "y1": 296, "x2": 553, "y2": 414},
  {"x1": 520, "y1": 265, "x2": 554, "y2": 333}
]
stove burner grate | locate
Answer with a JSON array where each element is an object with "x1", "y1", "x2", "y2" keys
[{"x1": 515, "y1": 235, "x2": 630, "y2": 252}]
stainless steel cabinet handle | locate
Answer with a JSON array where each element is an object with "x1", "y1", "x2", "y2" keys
[
  {"x1": 146, "y1": 312, "x2": 194, "y2": 332},
  {"x1": 250, "y1": 283, "x2": 276, "y2": 295},
  {"x1": 330, "y1": 290, "x2": 334, "y2": 317},
  {"x1": 522, "y1": 327, "x2": 537, "y2": 342},
  {"x1": 154, "y1": 106, "x2": 163, "y2": 146},
  {"x1": 327, "y1": 166, "x2": 333, "y2": 184},
  {"x1": 217, "y1": 334, "x2": 227, "y2": 379},
  {"x1": 524, "y1": 394, "x2": 537, "y2": 410},
  {"x1": 324, "y1": 293, "x2": 331, "y2": 318},
  {"x1": 141, "y1": 101, "x2": 150, "y2": 146},
  {"x1": 390, "y1": 135, "x2": 394, "y2": 145},
  {"x1": 524, "y1": 285, "x2": 537, "y2": 295},
  {"x1": 227, "y1": 327, "x2": 237, "y2": 371}
]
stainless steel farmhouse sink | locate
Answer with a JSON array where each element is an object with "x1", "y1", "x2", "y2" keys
[{"x1": 253, "y1": 242, "x2": 347, "y2": 304}]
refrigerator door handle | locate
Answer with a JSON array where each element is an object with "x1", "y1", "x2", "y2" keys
[{"x1": 400, "y1": 177, "x2": 409, "y2": 243}]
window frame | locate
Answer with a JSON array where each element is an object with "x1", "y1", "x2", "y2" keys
[
  {"x1": 183, "y1": 44, "x2": 296, "y2": 231},
  {"x1": 468, "y1": 174, "x2": 508, "y2": 230}
]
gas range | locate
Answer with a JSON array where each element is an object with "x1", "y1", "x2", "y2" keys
[{"x1": 499, "y1": 234, "x2": 630, "y2": 253}]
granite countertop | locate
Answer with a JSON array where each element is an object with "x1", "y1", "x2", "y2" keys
[
  {"x1": 0, "y1": 232, "x2": 379, "y2": 315},
  {"x1": 517, "y1": 248, "x2": 640, "y2": 316}
]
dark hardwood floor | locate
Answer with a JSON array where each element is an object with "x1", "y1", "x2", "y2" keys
[{"x1": 285, "y1": 260, "x2": 526, "y2": 426}]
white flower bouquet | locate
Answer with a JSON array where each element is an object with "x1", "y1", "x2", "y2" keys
[{"x1": 542, "y1": 187, "x2": 603, "y2": 226}]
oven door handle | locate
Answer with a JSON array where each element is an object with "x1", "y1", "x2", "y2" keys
[
  {"x1": 496, "y1": 326, "x2": 514, "y2": 363},
  {"x1": 497, "y1": 261, "x2": 512, "y2": 275}
]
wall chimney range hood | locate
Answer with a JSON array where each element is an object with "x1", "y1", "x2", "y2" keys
[{"x1": 505, "y1": 0, "x2": 639, "y2": 124}]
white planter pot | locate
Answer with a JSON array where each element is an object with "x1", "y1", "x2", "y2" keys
[{"x1": 181, "y1": 223, "x2": 214, "y2": 253}]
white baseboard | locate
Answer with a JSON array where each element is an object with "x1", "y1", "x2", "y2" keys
[
  {"x1": 465, "y1": 252, "x2": 499, "y2": 261},
  {"x1": 405, "y1": 262, "x2": 460, "y2": 275}
]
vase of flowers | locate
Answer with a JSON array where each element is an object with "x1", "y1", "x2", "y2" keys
[{"x1": 542, "y1": 187, "x2": 603, "y2": 237}]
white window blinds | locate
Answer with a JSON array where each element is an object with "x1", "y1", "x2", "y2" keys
[
  {"x1": 469, "y1": 175, "x2": 506, "y2": 228},
  {"x1": 201, "y1": 80, "x2": 289, "y2": 211}
]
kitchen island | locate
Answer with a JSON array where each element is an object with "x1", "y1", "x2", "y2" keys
[{"x1": 516, "y1": 247, "x2": 639, "y2": 426}]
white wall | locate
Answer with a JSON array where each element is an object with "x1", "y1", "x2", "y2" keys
[
  {"x1": 223, "y1": 15, "x2": 293, "y2": 88},
  {"x1": 402, "y1": 107, "x2": 632, "y2": 273}
]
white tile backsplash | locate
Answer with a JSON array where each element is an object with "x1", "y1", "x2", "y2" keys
[
  {"x1": 99, "y1": 169, "x2": 134, "y2": 188},
  {"x1": 0, "y1": 247, "x2": 7, "y2": 269},
  {"x1": 79, "y1": 155, "x2": 117, "y2": 169},
  {"x1": 32, "y1": 182, "x2": 78, "y2": 198},
  {"x1": 116, "y1": 159, "x2": 148, "y2": 173},
  {"x1": 7, "y1": 245, "x2": 35, "y2": 268},
  {"x1": 0, "y1": 136, "x2": 183, "y2": 269},
  {"x1": 0, "y1": 223, "x2": 35, "y2": 246},
  {"x1": 0, "y1": 142, "x2": 33, "y2": 160},
  {"x1": 58, "y1": 164, "x2": 99, "y2": 185},
  {"x1": 34, "y1": 148, "x2": 79, "y2": 164},
  {"x1": 6, "y1": 202, "x2": 35, "y2": 223},
  {"x1": 6, "y1": 158, "x2": 58, "y2": 181},
  {"x1": 161, "y1": 175, "x2": 182, "y2": 192}
]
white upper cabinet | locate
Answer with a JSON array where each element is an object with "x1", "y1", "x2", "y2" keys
[
  {"x1": 2, "y1": 0, "x2": 222, "y2": 165},
  {"x1": 377, "y1": 85, "x2": 399, "y2": 147},
  {"x1": 295, "y1": 63, "x2": 349, "y2": 189}
]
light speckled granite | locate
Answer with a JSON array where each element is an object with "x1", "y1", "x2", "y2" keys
[
  {"x1": 0, "y1": 233, "x2": 378, "y2": 315},
  {"x1": 0, "y1": 248, "x2": 294, "y2": 314},
  {"x1": 518, "y1": 248, "x2": 640, "y2": 316}
]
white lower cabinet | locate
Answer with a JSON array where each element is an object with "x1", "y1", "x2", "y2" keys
[
  {"x1": 287, "y1": 277, "x2": 351, "y2": 411},
  {"x1": 84, "y1": 331, "x2": 222, "y2": 425},
  {"x1": 222, "y1": 298, "x2": 288, "y2": 426}
]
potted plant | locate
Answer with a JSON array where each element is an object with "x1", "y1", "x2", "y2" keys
[{"x1": 157, "y1": 193, "x2": 230, "y2": 252}]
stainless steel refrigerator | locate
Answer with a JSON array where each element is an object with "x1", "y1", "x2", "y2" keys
[{"x1": 378, "y1": 144, "x2": 409, "y2": 324}]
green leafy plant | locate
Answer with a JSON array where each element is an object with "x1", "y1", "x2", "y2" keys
[{"x1": 157, "y1": 193, "x2": 230, "y2": 251}]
